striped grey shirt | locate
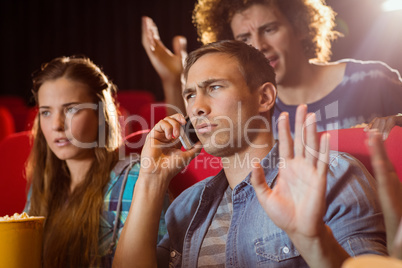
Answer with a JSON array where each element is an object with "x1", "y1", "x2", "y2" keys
[{"x1": 198, "y1": 186, "x2": 233, "y2": 267}]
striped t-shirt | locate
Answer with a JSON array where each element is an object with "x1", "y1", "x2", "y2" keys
[{"x1": 198, "y1": 186, "x2": 233, "y2": 267}]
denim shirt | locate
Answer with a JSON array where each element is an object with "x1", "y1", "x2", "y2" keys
[{"x1": 157, "y1": 143, "x2": 387, "y2": 267}]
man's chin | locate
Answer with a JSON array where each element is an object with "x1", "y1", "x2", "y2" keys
[{"x1": 202, "y1": 143, "x2": 237, "y2": 158}]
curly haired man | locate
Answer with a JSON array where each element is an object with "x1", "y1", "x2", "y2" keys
[{"x1": 142, "y1": 0, "x2": 402, "y2": 137}]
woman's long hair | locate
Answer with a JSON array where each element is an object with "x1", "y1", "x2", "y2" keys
[{"x1": 26, "y1": 56, "x2": 121, "y2": 267}]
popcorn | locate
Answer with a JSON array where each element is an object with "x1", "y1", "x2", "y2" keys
[
  {"x1": 0, "y1": 212, "x2": 31, "y2": 221},
  {"x1": 350, "y1": 123, "x2": 368, "y2": 128}
]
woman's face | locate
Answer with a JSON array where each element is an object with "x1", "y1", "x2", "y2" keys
[{"x1": 38, "y1": 77, "x2": 99, "y2": 162}]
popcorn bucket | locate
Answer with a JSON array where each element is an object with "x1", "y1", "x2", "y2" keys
[{"x1": 0, "y1": 216, "x2": 45, "y2": 268}]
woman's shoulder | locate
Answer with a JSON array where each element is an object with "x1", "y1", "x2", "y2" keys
[
  {"x1": 105, "y1": 158, "x2": 140, "y2": 202},
  {"x1": 112, "y1": 156, "x2": 141, "y2": 178}
]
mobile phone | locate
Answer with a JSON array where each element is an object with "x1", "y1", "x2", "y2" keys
[{"x1": 179, "y1": 116, "x2": 200, "y2": 150}]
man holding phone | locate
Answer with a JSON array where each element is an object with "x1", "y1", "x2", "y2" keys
[
  {"x1": 114, "y1": 40, "x2": 387, "y2": 267},
  {"x1": 179, "y1": 116, "x2": 199, "y2": 150}
]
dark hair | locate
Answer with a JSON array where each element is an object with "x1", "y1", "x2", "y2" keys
[
  {"x1": 28, "y1": 56, "x2": 120, "y2": 267},
  {"x1": 184, "y1": 40, "x2": 276, "y2": 92},
  {"x1": 193, "y1": 0, "x2": 340, "y2": 62}
]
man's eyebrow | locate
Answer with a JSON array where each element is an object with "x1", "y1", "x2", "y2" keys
[
  {"x1": 257, "y1": 21, "x2": 278, "y2": 32},
  {"x1": 234, "y1": 22, "x2": 278, "y2": 40},
  {"x1": 198, "y1": 78, "x2": 224, "y2": 88},
  {"x1": 182, "y1": 87, "x2": 195, "y2": 98},
  {"x1": 183, "y1": 78, "x2": 226, "y2": 97},
  {"x1": 234, "y1": 31, "x2": 251, "y2": 40}
]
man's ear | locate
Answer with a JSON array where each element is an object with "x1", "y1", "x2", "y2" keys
[{"x1": 258, "y1": 82, "x2": 277, "y2": 113}]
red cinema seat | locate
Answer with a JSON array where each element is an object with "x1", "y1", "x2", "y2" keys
[
  {"x1": 118, "y1": 106, "x2": 133, "y2": 137},
  {"x1": 0, "y1": 131, "x2": 32, "y2": 216},
  {"x1": 139, "y1": 102, "x2": 168, "y2": 130},
  {"x1": 0, "y1": 106, "x2": 15, "y2": 142},
  {"x1": 24, "y1": 107, "x2": 38, "y2": 131},
  {"x1": 116, "y1": 90, "x2": 155, "y2": 116},
  {"x1": 122, "y1": 129, "x2": 150, "y2": 157},
  {"x1": 0, "y1": 96, "x2": 29, "y2": 132},
  {"x1": 320, "y1": 127, "x2": 402, "y2": 181},
  {"x1": 117, "y1": 90, "x2": 156, "y2": 132}
]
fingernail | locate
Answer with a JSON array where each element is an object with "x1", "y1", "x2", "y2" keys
[{"x1": 278, "y1": 112, "x2": 288, "y2": 121}]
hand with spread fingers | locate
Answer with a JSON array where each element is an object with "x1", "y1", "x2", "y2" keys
[
  {"x1": 251, "y1": 104, "x2": 329, "y2": 239},
  {"x1": 365, "y1": 114, "x2": 402, "y2": 140},
  {"x1": 251, "y1": 104, "x2": 349, "y2": 268},
  {"x1": 141, "y1": 16, "x2": 186, "y2": 84},
  {"x1": 141, "y1": 16, "x2": 187, "y2": 114},
  {"x1": 368, "y1": 130, "x2": 402, "y2": 259}
]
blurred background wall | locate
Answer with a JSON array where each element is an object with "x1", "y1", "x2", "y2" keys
[{"x1": 0, "y1": 0, "x2": 401, "y2": 105}]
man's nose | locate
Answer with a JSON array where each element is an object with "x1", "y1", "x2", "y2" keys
[
  {"x1": 190, "y1": 94, "x2": 211, "y2": 117},
  {"x1": 251, "y1": 35, "x2": 271, "y2": 53}
]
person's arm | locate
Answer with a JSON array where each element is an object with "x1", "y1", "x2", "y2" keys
[
  {"x1": 251, "y1": 104, "x2": 349, "y2": 268},
  {"x1": 141, "y1": 16, "x2": 187, "y2": 115},
  {"x1": 364, "y1": 114, "x2": 402, "y2": 140},
  {"x1": 368, "y1": 130, "x2": 402, "y2": 259},
  {"x1": 113, "y1": 114, "x2": 201, "y2": 268}
]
